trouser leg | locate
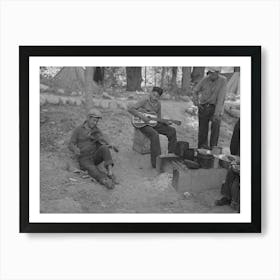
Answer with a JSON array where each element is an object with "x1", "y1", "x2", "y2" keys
[
  {"x1": 140, "y1": 126, "x2": 161, "y2": 168},
  {"x1": 154, "y1": 123, "x2": 177, "y2": 153},
  {"x1": 221, "y1": 168, "x2": 236, "y2": 199},
  {"x1": 92, "y1": 145, "x2": 113, "y2": 167},
  {"x1": 230, "y1": 176, "x2": 240, "y2": 207},
  {"x1": 198, "y1": 106, "x2": 210, "y2": 148},
  {"x1": 210, "y1": 119, "x2": 221, "y2": 148},
  {"x1": 79, "y1": 156, "x2": 108, "y2": 182}
]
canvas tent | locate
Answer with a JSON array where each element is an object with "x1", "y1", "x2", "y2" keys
[
  {"x1": 52, "y1": 67, "x2": 101, "y2": 94},
  {"x1": 52, "y1": 67, "x2": 86, "y2": 93}
]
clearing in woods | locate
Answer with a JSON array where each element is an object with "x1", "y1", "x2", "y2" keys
[{"x1": 40, "y1": 99, "x2": 237, "y2": 213}]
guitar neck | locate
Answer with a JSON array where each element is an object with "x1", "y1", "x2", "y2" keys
[
  {"x1": 135, "y1": 113, "x2": 180, "y2": 125},
  {"x1": 150, "y1": 117, "x2": 176, "y2": 123}
]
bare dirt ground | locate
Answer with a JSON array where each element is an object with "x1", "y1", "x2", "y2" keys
[{"x1": 40, "y1": 100, "x2": 237, "y2": 213}]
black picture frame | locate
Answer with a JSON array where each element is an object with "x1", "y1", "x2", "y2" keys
[{"x1": 20, "y1": 46, "x2": 261, "y2": 233}]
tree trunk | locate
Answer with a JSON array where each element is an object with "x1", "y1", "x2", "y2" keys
[
  {"x1": 84, "y1": 67, "x2": 98, "y2": 110},
  {"x1": 93, "y1": 67, "x2": 104, "y2": 85},
  {"x1": 167, "y1": 69, "x2": 170, "y2": 87},
  {"x1": 109, "y1": 67, "x2": 117, "y2": 87},
  {"x1": 181, "y1": 67, "x2": 192, "y2": 95},
  {"x1": 126, "y1": 67, "x2": 142, "y2": 91},
  {"x1": 144, "y1": 67, "x2": 147, "y2": 88},
  {"x1": 191, "y1": 67, "x2": 205, "y2": 84},
  {"x1": 171, "y1": 67, "x2": 178, "y2": 90},
  {"x1": 160, "y1": 67, "x2": 166, "y2": 88}
]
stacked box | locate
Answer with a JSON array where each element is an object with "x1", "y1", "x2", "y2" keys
[
  {"x1": 132, "y1": 128, "x2": 150, "y2": 154},
  {"x1": 172, "y1": 161, "x2": 227, "y2": 193}
]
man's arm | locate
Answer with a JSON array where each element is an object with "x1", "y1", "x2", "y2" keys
[
  {"x1": 94, "y1": 129, "x2": 119, "y2": 152},
  {"x1": 127, "y1": 98, "x2": 150, "y2": 122},
  {"x1": 95, "y1": 129, "x2": 110, "y2": 145}
]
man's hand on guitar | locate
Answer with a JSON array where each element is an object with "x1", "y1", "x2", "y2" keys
[
  {"x1": 159, "y1": 119, "x2": 171, "y2": 125},
  {"x1": 141, "y1": 115, "x2": 151, "y2": 123},
  {"x1": 172, "y1": 120, "x2": 182, "y2": 126},
  {"x1": 159, "y1": 119, "x2": 182, "y2": 126}
]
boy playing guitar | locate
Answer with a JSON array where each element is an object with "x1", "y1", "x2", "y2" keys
[{"x1": 128, "y1": 87, "x2": 181, "y2": 168}]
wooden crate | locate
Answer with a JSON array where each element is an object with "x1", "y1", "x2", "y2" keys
[
  {"x1": 156, "y1": 154, "x2": 179, "y2": 174},
  {"x1": 132, "y1": 128, "x2": 150, "y2": 154},
  {"x1": 172, "y1": 161, "x2": 227, "y2": 193}
]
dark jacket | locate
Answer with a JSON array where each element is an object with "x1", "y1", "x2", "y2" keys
[
  {"x1": 69, "y1": 121, "x2": 107, "y2": 157},
  {"x1": 230, "y1": 118, "x2": 240, "y2": 156}
]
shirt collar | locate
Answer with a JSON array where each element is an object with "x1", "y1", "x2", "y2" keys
[{"x1": 82, "y1": 120, "x2": 88, "y2": 129}]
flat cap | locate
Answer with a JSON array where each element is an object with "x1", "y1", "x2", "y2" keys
[{"x1": 87, "y1": 108, "x2": 102, "y2": 118}]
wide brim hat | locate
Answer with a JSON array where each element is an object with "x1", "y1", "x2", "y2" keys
[{"x1": 206, "y1": 67, "x2": 221, "y2": 73}]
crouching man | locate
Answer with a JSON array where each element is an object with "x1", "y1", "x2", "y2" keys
[
  {"x1": 215, "y1": 118, "x2": 240, "y2": 212},
  {"x1": 68, "y1": 108, "x2": 118, "y2": 189}
]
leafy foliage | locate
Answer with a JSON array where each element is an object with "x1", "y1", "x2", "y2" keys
[{"x1": 40, "y1": 67, "x2": 62, "y2": 78}]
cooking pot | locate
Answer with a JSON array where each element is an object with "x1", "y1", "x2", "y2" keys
[{"x1": 197, "y1": 149, "x2": 214, "y2": 168}]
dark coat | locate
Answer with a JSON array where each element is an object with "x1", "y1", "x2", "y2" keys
[{"x1": 230, "y1": 118, "x2": 240, "y2": 156}]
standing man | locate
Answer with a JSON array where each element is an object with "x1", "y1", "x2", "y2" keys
[
  {"x1": 69, "y1": 108, "x2": 117, "y2": 189},
  {"x1": 128, "y1": 87, "x2": 177, "y2": 168},
  {"x1": 193, "y1": 67, "x2": 227, "y2": 149}
]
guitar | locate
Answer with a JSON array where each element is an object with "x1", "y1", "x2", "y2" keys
[{"x1": 131, "y1": 113, "x2": 181, "y2": 129}]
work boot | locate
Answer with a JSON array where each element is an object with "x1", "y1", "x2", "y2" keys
[
  {"x1": 100, "y1": 178, "x2": 115, "y2": 190},
  {"x1": 215, "y1": 196, "x2": 231, "y2": 206},
  {"x1": 108, "y1": 173, "x2": 119, "y2": 185},
  {"x1": 106, "y1": 164, "x2": 113, "y2": 177},
  {"x1": 200, "y1": 144, "x2": 210, "y2": 150}
]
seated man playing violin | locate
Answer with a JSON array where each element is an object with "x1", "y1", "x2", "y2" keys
[
  {"x1": 68, "y1": 108, "x2": 118, "y2": 189},
  {"x1": 128, "y1": 87, "x2": 180, "y2": 168}
]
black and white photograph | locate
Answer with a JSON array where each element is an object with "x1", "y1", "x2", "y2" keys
[
  {"x1": 20, "y1": 46, "x2": 260, "y2": 232},
  {"x1": 39, "y1": 66, "x2": 241, "y2": 213},
  {"x1": 2, "y1": 0, "x2": 279, "y2": 279}
]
